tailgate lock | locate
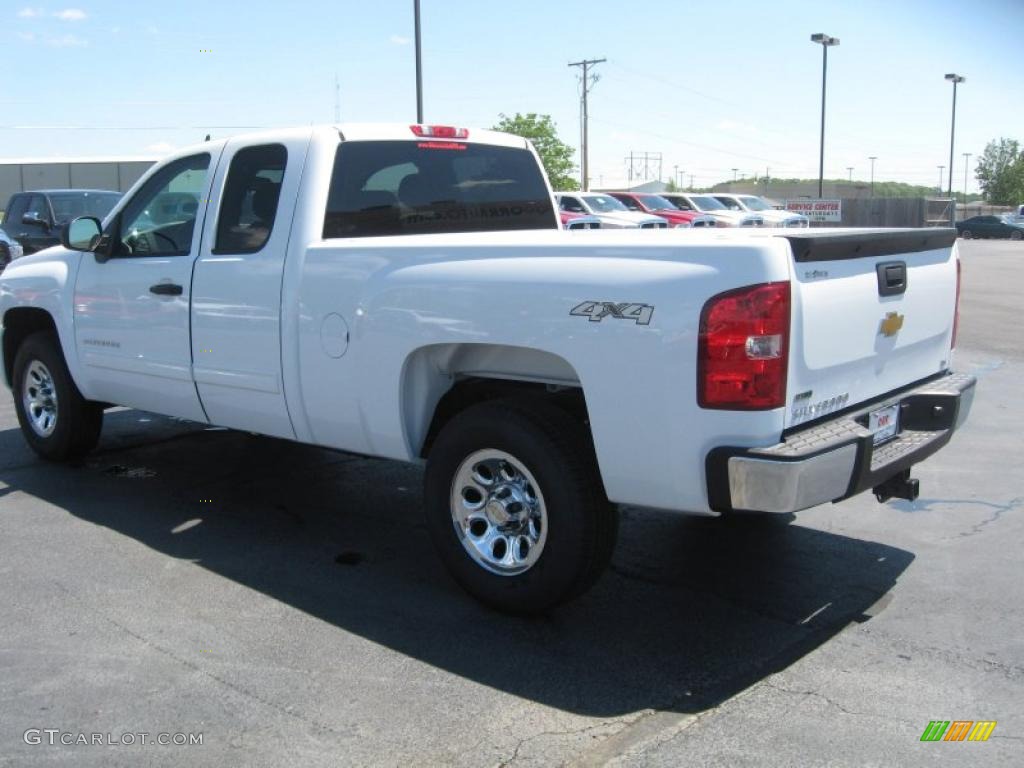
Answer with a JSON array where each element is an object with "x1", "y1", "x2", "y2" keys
[{"x1": 876, "y1": 261, "x2": 907, "y2": 296}]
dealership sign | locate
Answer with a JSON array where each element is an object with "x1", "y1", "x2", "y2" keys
[{"x1": 785, "y1": 199, "x2": 842, "y2": 222}]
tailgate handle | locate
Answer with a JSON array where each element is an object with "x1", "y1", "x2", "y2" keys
[{"x1": 876, "y1": 261, "x2": 907, "y2": 296}]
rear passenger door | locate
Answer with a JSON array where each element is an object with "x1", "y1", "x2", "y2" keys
[{"x1": 190, "y1": 131, "x2": 311, "y2": 438}]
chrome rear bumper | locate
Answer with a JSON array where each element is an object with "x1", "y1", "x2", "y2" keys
[{"x1": 706, "y1": 372, "x2": 976, "y2": 514}]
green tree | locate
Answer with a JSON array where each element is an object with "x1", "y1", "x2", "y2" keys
[
  {"x1": 975, "y1": 138, "x2": 1024, "y2": 204},
  {"x1": 492, "y1": 113, "x2": 579, "y2": 191}
]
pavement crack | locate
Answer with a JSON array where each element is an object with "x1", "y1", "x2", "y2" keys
[
  {"x1": 497, "y1": 720, "x2": 632, "y2": 768},
  {"x1": 762, "y1": 679, "x2": 872, "y2": 718},
  {"x1": 955, "y1": 496, "x2": 1023, "y2": 538},
  {"x1": 100, "y1": 615, "x2": 352, "y2": 738}
]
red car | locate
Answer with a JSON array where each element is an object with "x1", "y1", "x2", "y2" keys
[{"x1": 608, "y1": 192, "x2": 717, "y2": 228}]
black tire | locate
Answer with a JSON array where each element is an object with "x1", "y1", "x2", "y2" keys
[
  {"x1": 960, "y1": 229, "x2": 973, "y2": 239},
  {"x1": 12, "y1": 331, "x2": 103, "y2": 461},
  {"x1": 424, "y1": 398, "x2": 618, "y2": 614},
  {"x1": 1011, "y1": 230, "x2": 1023, "y2": 241}
]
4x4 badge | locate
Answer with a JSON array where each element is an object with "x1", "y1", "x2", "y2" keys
[{"x1": 570, "y1": 301, "x2": 654, "y2": 326}]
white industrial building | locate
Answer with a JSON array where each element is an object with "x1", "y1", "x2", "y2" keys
[{"x1": 0, "y1": 157, "x2": 156, "y2": 211}]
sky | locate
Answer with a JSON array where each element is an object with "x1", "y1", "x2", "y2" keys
[{"x1": 4, "y1": 0, "x2": 1023, "y2": 193}]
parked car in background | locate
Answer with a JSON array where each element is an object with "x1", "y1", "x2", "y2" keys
[
  {"x1": 0, "y1": 226, "x2": 24, "y2": 270},
  {"x1": 711, "y1": 193, "x2": 810, "y2": 228},
  {"x1": 1, "y1": 189, "x2": 122, "y2": 255},
  {"x1": 956, "y1": 214, "x2": 1024, "y2": 240},
  {"x1": 556, "y1": 192, "x2": 668, "y2": 228},
  {"x1": 661, "y1": 193, "x2": 763, "y2": 227},
  {"x1": 559, "y1": 210, "x2": 603, "y2": 229},
  {"x1": 607, "y1": 192, "x2": 717, "y2": 228}
]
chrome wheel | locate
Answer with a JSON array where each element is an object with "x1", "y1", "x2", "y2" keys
[
  {"x1": 450, "y1": 449, "x2": 548, "y2": 576},
  {"x1": 23, "y1": 360, "x2": 59, "y2": 438}
]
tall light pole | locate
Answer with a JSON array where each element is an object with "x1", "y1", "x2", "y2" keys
[
  {"x1": 945, "y1": 73, "x2": 965, "y2": 224},
  {"x1": 846, "y1": 166, "x2": 853, "y2": 182},
  {"x1": 568, "y1": 57, "x2": 606, "y2": 191},
  {"x1": 732, "y1": 168, "x2": 739, "y2": 181},
  {"x1": 937, "y1": 165, "x2": 945, "y2": 194},
  {"x1": 963, "y1": 152, "x2": 972, "y2": 202},
  {"x1": 811, "y1": 33, "x2": 840, "y2": 198},
  {"x1": 414, "y1": 0, "x2": 423, "y2": 122},
  {"x1": 868, "y1": 156, "x2": 877, "y2": 196}
]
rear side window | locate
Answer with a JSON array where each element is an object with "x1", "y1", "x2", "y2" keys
[
  {"x1": 215, "y1": 144, "x2": 287, "y2": 253},
  {"x1": 323, "y1": 141, "x2": 556, "y2": 238}
]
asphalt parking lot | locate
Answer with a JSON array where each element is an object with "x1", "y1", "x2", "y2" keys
[{"x1": 0, "y1": 239, "x2": 1021, "y2": 767}]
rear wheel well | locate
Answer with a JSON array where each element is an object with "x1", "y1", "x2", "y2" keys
[
  {"x1": 3, "y1": 308, "x2": 58, "y2": 387},
  {"x1": 419, "y1": 377, "x2": 591, "y2": 459}
]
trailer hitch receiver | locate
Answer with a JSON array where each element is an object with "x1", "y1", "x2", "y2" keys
[{"x1": 874, "y1": 469, "x2": 920, "y2": 503}]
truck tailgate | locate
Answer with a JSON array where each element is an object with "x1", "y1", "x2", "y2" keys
[{"x1": 783, "y1": 229, "x2": 959, "y2": 430}]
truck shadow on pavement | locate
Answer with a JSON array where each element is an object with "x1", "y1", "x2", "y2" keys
[{"x1": 0, "y1": 411, "x2": 915, "y2": 718}]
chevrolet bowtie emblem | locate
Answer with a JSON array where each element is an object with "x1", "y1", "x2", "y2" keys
[{"x1": 879, "y1": 311, "x2": 905, "y2": 337}]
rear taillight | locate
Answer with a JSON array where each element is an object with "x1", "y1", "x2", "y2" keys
[
  {"x1": 952, "y1": 257, "x2": 961, "y2": 349},
  {"x1": 410, "y1": 124, "x2": 469, "y2": 139},
  {"x1": 698, "y1": 281, "x2": 791, "y2": 410}
]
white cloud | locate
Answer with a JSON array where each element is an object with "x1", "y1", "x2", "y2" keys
[
  {"x1": 47, "y1": 33, "x2": 87, "y2": 47},
  {"x1": 17, "y1": 7, "x2": 44, "y2": 17},
  {"x1": 17, "y1": 31, "x2": 36, "y2": 42},
  {"x1": 144, "y1": 142, "x2": 175, "y2": 155},
  {"x1": 389, "y1": 34, "x2": 410, "y2": 45},
  {"x1": 54, "y1": 8, "x2": 87, "y2": 21}
]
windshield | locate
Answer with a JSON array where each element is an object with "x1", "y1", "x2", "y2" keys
[
  {"x1": 688, "y1": 195, "x2": 727, "y2": 211},
  {"x1": 1002, "y1": 214, "x2": 1024, "y2": 224},
  {"x1": 48, "y1": 192, "x2": 122, "y2": 223},
  {"x1": 637, "y1": 194, "x2": 676, "y2": 211},
  {"x1": 582, "y1": 195, "x2": 629, "y2": 213},
  {"x1": 737, "y1": 196, "x2": 773, "y2": 211}
]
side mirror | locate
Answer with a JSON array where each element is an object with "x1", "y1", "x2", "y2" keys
[
  {"x1": 22, "y1": 212, "x2": 50, "y2": 230},
  {"x1": 62, "y1": 216, "x2": 103, "y2": 252}
]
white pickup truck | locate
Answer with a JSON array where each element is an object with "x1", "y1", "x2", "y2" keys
[{"x1": 0, "y1": 124, "x2": 974, "y2": 613}]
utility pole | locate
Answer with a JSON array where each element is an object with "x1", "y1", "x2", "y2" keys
[
  {"x1": 937, "y1": 165, "x2": 945, "y2": 194},
  {"x1": 414, "y1": 0, "x2": 423, "y2": 122},
  {"x1": 945, "y1": 73, "x2": 965, "y2": 224},
  {"x1": 962, "y1": 152, "x2": 972, "y2": 202},
  {"x1": 811, "y1": 33, "x2": 840, "y2": 198},
  {"x1": 847, "y1": 166, "x2": 853, "y2": 182},
  {"x1": 568, "y1": 57, "x2": 606, "y2": 191},
  {"x1": 689, "y1": 173, "x2": 694, "y2": 190},
  {"x1": 673, "y1": 164, "x2": 678, "y2": 189},
  {"x1": 732, "y1": 168, "x2": 739, "y2": 181},
  {"x1": 868, "y1": 156, "x2": 877, "y2": 196}
]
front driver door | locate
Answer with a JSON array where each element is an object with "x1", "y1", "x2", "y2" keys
[{"x1": 73, "y1": 149, "x2": 222, "y2": 420}]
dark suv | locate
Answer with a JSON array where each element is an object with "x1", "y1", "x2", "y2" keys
[{"x1": 2, "y1": 189, "x2": 122, "y2": 255}]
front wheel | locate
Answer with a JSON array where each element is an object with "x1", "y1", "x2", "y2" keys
[
  {"x1": 12, "y1": 331, "x2": 103, "y2": 460},
  {"x1": 424, "y1": 398, "x2": 617, "y2": 614},
  {"x1": 1011, "y1": 230, "x2": 1023, "y2": 240},
  {"x1": 960, "y1": 229, "x2": 973, "y2": 239}
]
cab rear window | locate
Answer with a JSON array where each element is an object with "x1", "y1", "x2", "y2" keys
[{"x1": 323, "y1": 140, "x2": 556, "y2": 238}]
